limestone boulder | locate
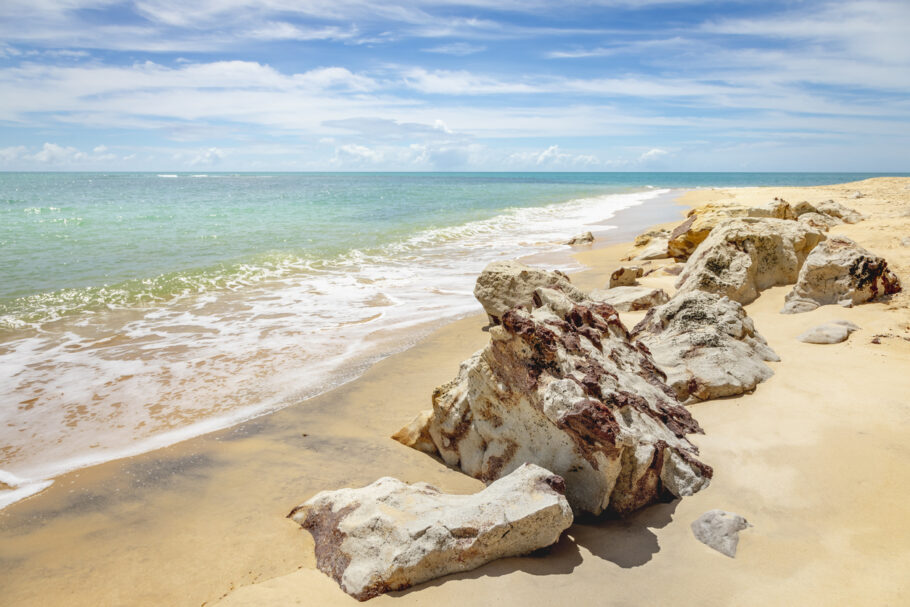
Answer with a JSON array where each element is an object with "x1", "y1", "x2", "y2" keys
[
  {"x1": 816, "y1": 199, "x2": 863, "y2": 224},
  {"x1": 473, "y1": 260, "x2": 586, "y2": 325},
  {"x1": 399, "y1": 285, "x2": 712, "y2": 516},
  {"x1": 675, "y1": 218, "x2": 826, "y2": 305},
  {"x1": 627, "y1": 229, "x2": 671, "y2": 260},
  {"x1": 589, "y1": 286, "x2": 669, "y2": 312},
  {"x1": 288, "y1": 463, "x2": 573, "y2": 601},
  {"x1": 667, "y1": 199, "x2": 797, "y2": 261},
  {"x1": 691, "y1": 510, "x2": 751, "y2": 558},
  {"x1": 566, "y1": 231, "x2": 594, "y2": 245},
  {"x1": 390, "y1": 410, "x2": 437, "y2": 455},
  {"x1": 797, "y1": 212, "x2": 841, "y2": 232},
  {"x1": 632, "y1": 291, "x2": 779, "y2": 402},
  {"x1": 782, "y1": 236, "x2": 902, "y2": 313},
  {"x1": 609, "y1": 265, "x2": 644, "y2": 288},
  {"x1": 797, "y1": 320, "x2": 861, "y2": 344}
]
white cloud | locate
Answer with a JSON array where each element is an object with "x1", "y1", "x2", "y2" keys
[
  {"x1": 508, "y1": 145, "x2": 600, "y2": 169},
  {"x1": 639, "y1": 148, "x2": 668, "y2": 161},
  {"x1": 32, "y1": 142, "x2": 86, "y2": 163},
  {"x1": 422, "y1": 42, "x2": 486, "y2": 56}
]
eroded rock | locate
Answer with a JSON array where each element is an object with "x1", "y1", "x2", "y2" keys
[
  {"x1": 632, "y1": 291, "x2": 779, "y2": 402},
  {"x1": 609, "y1": 265, "x2": 644, "y2": 288},
  {"x1": 390, "y1": 410, "x2": 437, "y2": 455},
  {"x1": 691, "y1": 510, "x2": 751, "y2": 558},
  {"x1": 401, "y1": 285, "x2": 712, "y2": 516},
  {"x1": 798, "y1": 211, "x2": 841, "y2": 232},
  {"x1": 288, "y1": 464, "x2": 573, "y2": 601},
  {"x1": 782, "y1": 236, "x2": 902, "y2": 313},
  {"x1": 675, "y1": 218, "x2": 826, "y2": 305},
  {"x1": 816, "y1": 199, "x2": 863, "y2": 224},
  {"x1": 473, "y1": 260, "x2": 586, "y2": 325},
  {"x1": 566, "y1": 231, "x2": 594, "y2": 245},
  {"x1": 590, "y1": 286, "x2": 669, "y2": 312},
  {"x1": 627, "y1": 229, "x2": 671, "y2": 261},
  {"x1": 797, "y1": 320, "x2": 861, "y2": 344}
]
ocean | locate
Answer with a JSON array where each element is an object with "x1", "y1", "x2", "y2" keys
[{"x1": 0, "y1": 171, "x2": 900, "y2": 506}]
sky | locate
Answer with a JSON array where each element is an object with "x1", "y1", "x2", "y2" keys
[{"x1": 0, "y1": 0, "x2": 908, "y2": 171}]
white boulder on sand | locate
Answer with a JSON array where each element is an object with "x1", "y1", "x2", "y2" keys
[
  {"x1": 782, "y1": 236, "x2": 902, "y2": 314},
  {"x1": 589, "y1": 286, "x2": 669, "y2": 312},
  {"x1": 288, "y1": 464, "x2": 573, "y2": 601},
  {"x1": 631, "y1": 291, "x2": 780, "y2": 402},
  {"x1": 473, "y1": 260, "x2": 587, "y2": 326},
  {"x1": 397, "y1": 266, "x2": 713, "y2": 516},
  {"x1": 566, "y1": 231, "x2": 595, "y2": 245},
  {"x1": 675, "y1": 218, "x2": 826, "y2": 305},
  {"x1": 691, "y1": 510, "x2": 751, "y2": 558},
  {"x1": 797, "y1": 320, "x2": 861, "y2": 344}
]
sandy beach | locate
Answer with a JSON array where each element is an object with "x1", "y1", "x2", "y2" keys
[{"x1": 2, "y1": 177, "x2": 908, "y2": 606}]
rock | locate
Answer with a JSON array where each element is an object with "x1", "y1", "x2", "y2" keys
[
  {"x1": 589, "y1": 286, "x2": 669, "y2": 312},
  {"x1": 849, "y1": 191, "x2": 864, "y2": 199},
  {"x1": 816, "y1": 199, "x2": 863, "y2": 224},
  {"x1": 632, "y1": 292, "x2": 779, "y2": 402},
  {"x1": 792, "y1": 200, "x2": 818, "y2": 216},
  {"x1": 902, "y1": 237, "x2": 910, "y2": 247},
  {"x1": 667, "y1": 199, "x2": 796, "y2": 261},
  {"x1": 797, "y1": 211, "x2": 841, "y2": 232},
  {"x1": 473, "y1": 260, "x2": 587, "y2": 325},
  {"x1": 633, "y1": 229, "x2": 668, "y2": 248},
  {"x1": 288, "y1": 464, "x2": 573, "y2": 601},
  {"x1": 662, "y1": 263, "x2": 685, "y2": 276},
  {"x1": 566, "y1": 231, "x2": 594, "y2": 245},
  {"x1": 390, "y1": 410, "x2": 437, "y2": 455},
  {"x1": 782, "y1": 236, "x2": 902, "y2": 313},
  {"x1": 609, "y1": 265, "x2": 644, "y2": 288},
  {"x1": 675, "y1": 218, "x2": 826, "y2": 305},
  {"x1": 691, "y1": 510, "x2": 751, "y2": 558},
  {"x1": 403, "y1": 285, "x2": 712, "y2": 516},
  {"x1": 797, "y1": 320, "x2": 861, "y2": 344}
]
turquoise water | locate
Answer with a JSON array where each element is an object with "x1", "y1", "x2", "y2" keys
[
  {"x1": 1, "y1": 172, "x2": 898, "y2": 325},
  {"x1": 0, "y1": 171, "x2": 902, "y2": 505}
]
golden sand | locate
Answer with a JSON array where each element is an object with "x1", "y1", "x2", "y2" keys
[{"x1": 1, "y1": 178, "x2": 908, "y2": 606}]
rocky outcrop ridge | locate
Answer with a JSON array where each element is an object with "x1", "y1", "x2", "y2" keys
[
  {"x1": 631, "y1": 291, "x2": 779, "y2": 402},
  {"x1": 399, "y1": 273, "x2": 712, "y2": 516},
  {"x1": 625, "y1": 229, "x2": 670, "y2": 260},
  {"x1": 782, "y1": 236, "x2": 902, "y2": 313},
  {"x1": 675, "y1": 218, "x2": 826, "y2": 305},
  {"x1": 473, "y1": 260, "x2": 587, "y2": 325},
  {"x1": 609, "y1": 265, "x2": 644, "y2": 288},
  {"x1": 288, "y1": 464, "x2": 573, "y2": 601}
]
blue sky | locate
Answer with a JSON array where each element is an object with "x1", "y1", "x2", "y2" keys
[{"x1": 0, "y1": 0, "x2": 908, "y2": 171}]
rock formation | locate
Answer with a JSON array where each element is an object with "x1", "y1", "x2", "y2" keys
[
  {"x1": 815, "y1": 199, "x2": 863, "y2": 224},
  {"x1": 667, "y1": 199, "x2": 796, "y2": 261},
  {"x1": 288, "y1": 464, "x2": 573, "y2": 601},
  {"x1": 566, "y1": 231, "x2": 595, "y2": 245},
  {"x1": 797, "y1": 320, "x2": 861, "y2": 344},
  {"x1": 782, "y1": 236, "x2": 902, "y2": 313},
  {"x1": 589, "y1": 286, "x2": 669, "y2": 312},
  {"x1": 675, "y1": 218, "x2": 826, "y2": 305},
  {"x1": 632, "y1": 291, "x2": 779, "y2": 402},
  {"x1": 797, "y1": 212, "x2": 841, "y2": 232},
  {"x1": 609, "y1": 265, "x2": 644, "y2": 288},
  {"x1": 398, "y1": 270, "x2": 712, "y2": 516},
  {"x1": 691, "y1": 510, "x2": 751, "y2": 558},
  {"x1": 473, "y1": 260, "x2": 587, "y2": 325},
  {"x1": 626, "y1": 229, "x2": 671, "y2": 261}
]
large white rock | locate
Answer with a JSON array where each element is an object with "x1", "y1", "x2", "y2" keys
[
  {"x1": 797, "y1": 211, "x2": 841, "y2": 232},
  {"x1": 675, "y1": 218, "x2": 826, "y2": 305},
  {"x1": 667, "y1": 199, "x2": 796, "y2": 261},
  {"x1": 797, "y1": 320, "x2": 861, "y2": 344},
  {"x1": 782, "y1": 236, "x2": 902, "y2": 313},
  {"x1": 626, "y1": 229, "x2": 671, "y2": 261},
  {"x1": 473, "y1": 260, "x2": 586, "y2": 325},
  {"x1": 815, "y1": 199, "x2": 863, "y2": 224},
  {"x1": 691, "y1": 510, "x2": 751, "y2": 558},
  {"x1": 632, "y1": 291, "x2": 779, "y2": 402},
  {"x1": 288, "y1": 464, "x2": 573, "y2": 601},
  {"x1": 589, "y1": 286, "x2": 669, "y2": 312},
  {"x1": 398, "y1": 285, "x2": 712, "y2": 516},
  {"x1": 566, "y1": 231, "x2": 594, "y2": 245}
]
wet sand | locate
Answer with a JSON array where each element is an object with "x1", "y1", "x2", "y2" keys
[{"x1": 2, "y1": 179, "x2": 909, "y2": 606}]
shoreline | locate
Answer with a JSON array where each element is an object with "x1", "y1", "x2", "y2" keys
[{"x1": 2, "y1": 178, "x2": 909, "y2": 606}]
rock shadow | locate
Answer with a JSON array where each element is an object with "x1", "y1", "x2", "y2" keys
[{"x1": 570, "y1": 498, "x2": 679, "y2": 568}]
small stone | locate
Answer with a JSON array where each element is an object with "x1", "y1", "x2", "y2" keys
[
  {"x1": 691, "y1": 509, "x2": 751, "y2": 558},
  {"x1": 608, "y1": 265, "x2": 644, "y2": 288},
  {"x1": 797, "y1": 320, "x2": 861, "y2": 344}
]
